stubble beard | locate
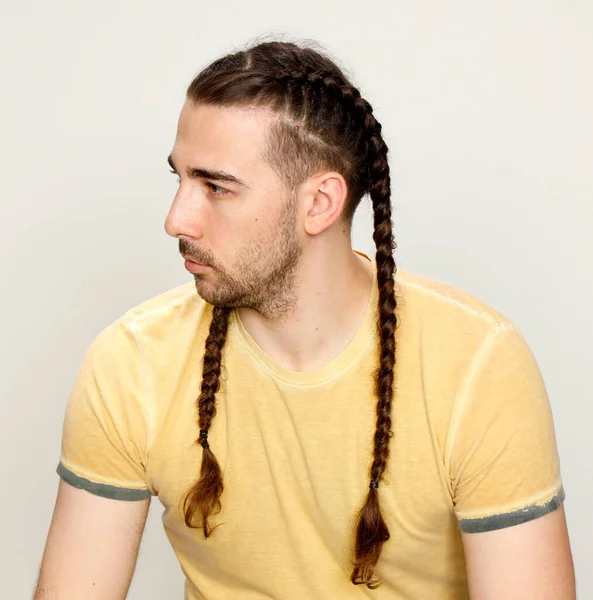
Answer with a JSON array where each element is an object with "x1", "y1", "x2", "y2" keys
[{"x1": 192, "y1": 199, "x2": 303, "y2": 320}]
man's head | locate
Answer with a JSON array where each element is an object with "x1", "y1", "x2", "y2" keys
[{"x1": 165, "y1": 41, "x2": 374, "y2": 314}]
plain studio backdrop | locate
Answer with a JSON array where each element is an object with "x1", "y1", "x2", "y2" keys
[{"x1": 1, "y1": 1, "x2": 591, "y2": 598}]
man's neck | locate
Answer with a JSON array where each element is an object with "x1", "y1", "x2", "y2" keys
[{"x1": 237, "y1": 249, "x2": 373, "y2": 373}]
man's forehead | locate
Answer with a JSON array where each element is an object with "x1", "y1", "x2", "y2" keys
[{"x1": 173, "y1": 102, "x2": 273, "y2": 171}]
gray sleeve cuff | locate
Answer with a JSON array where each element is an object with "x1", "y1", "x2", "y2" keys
[
  {"x1": 56, "y1": 461, "x2": 152, "y2": 501},
  {"x1": 458, "y1": 486, "x2": 566, "y2": 533}
]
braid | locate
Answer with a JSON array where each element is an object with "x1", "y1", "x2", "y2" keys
[
  {"x1": 180, "y1": 39, "x2": 398, "y2": 590},
  {"x1": 352, "y1": 120, "x2": 397, "y2": 588},
  {"x1": 179, "y1": 306, "x2": 231, "y2": 537}
]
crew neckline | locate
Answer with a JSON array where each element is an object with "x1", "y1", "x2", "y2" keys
[{"x1": 229, "y1": 250, "x2": 378, "y2": 386}]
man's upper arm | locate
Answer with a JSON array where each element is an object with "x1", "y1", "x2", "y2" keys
[
  {"x1": 462, "y1": 505, "x2": 576, "y2": 599},
  {"x1": 34, "y1": 479, "x2": 151, "y2": 600},
  {"x1": 447, "y1": 324, "x2": 574, "y2": 596}
]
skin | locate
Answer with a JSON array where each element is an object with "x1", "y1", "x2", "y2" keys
[
  {"x1": 165, "y1": 101, "x2": 373, "y2": 373},
  {"x1": 33, "y1": 480, "x2": 150, "y2": 599},
  {"x1": 462, "y1": 506, "x2": 576, "y2": 599}
]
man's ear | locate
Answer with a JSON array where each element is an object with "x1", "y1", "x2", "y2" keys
[{"x1": 302, "y1": 171, "x2": 348, "y2": 235}]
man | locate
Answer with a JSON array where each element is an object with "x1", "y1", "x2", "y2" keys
[{"x1": 34, "y1": 39, "x2": 575, "y2": 599}]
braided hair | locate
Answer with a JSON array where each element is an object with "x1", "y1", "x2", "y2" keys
[{"x1": 178, "y1": 38, "x2": 398, "y2": 589}]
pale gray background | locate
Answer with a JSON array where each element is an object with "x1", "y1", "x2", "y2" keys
[{"x1": 1, "y1": 1, "x2": 591, "y2": 598}]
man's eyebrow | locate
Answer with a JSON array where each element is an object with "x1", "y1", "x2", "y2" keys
[{"x1": 167, "y1": 155, "x2": 248, "y2": 188}]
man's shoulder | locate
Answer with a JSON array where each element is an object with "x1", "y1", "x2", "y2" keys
[
  {"x1": 119, "y1": 279, "x2": 212, "y2": 335},
  {"x1": 396, "y1": 267, "x2": 516, "y2": 332}
]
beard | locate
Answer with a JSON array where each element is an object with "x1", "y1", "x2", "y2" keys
[{"x1": 179, "y1": 197, "x2": 303, "y2": 320}]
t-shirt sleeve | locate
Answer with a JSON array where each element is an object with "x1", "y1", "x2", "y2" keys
[
  {"x1": 449, "y1": 324, "x2": 565, "y2": 533},
  {"x1": 56, "y1": 317, "x2": 152, "y2": 501}
]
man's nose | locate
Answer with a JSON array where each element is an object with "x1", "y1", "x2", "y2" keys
[{"x1": 164, "y1": 187, "x2": 205, "y2": 240}]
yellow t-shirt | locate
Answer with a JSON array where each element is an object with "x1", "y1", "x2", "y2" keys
[{"x1": 56, "y1": 250, "x2": 564, "y2": 599}]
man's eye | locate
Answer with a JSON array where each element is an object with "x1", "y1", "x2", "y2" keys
[
  {"x1": 206, "y1": 182, "x2": 231, "y2": 196},
  {"x1": 169, "y1": 169, "x2": 181, "y2": 183}
]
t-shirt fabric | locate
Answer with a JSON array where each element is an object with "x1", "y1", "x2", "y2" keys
[{"x1": 56, "y1": 250, "x2": 565, "y2": 599}]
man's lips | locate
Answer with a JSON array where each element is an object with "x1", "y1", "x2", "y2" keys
[
  {"x1": 182, "y1": 255, "x2": 209, "y2": 267},
  {"x1": 183, "y1": 256, "x2": 212, "y2": 273}
]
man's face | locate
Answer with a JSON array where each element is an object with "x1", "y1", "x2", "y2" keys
[{"x1": 165, "y1": 101, "x2": 303, "y2": 317}]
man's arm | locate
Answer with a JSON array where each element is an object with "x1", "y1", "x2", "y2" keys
[
  {"x1": 462, "y1": 506, "x2": 576, "y2": 600},
  {"x1": 33, "y1": 479, "x2": 151, "y2": 600}
]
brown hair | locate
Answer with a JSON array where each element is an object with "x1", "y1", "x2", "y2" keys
[{"x1": 178, "y1": 36, "x2": 398, "y2": 589}]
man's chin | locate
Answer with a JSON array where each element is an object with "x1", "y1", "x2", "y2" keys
[{"x1": 192, "y1": 279, "x2": 235, "y2": 308}]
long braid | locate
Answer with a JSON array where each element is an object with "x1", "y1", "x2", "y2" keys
[
  {"x1": 179, "y1": 40, "x2": 398, "y2": 590},
  {"x1": 180, "y1": 306, "x2": 231, "y2": 536},
  {"x1": 352, "y1": 119, "x2": 397, "y2": 587}
]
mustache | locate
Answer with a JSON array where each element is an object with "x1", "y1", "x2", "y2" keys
[{"x1": 178, "y1": 241, "x2": 213, "y2": 266}]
